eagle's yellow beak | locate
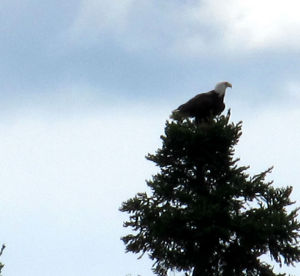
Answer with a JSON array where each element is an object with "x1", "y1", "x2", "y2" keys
[{"x1": 227, "y1": 82, "x2": 232, "y2": 88}]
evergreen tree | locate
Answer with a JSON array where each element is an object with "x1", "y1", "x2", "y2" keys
[{"x1": 120, "y1": 113, "x2": 300, "y2": 276}]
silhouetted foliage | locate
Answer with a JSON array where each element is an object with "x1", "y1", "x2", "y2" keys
[
  {"x1": 120, "y1": 113, "x2": 300, "y2": 276},
  {"x1": 0, "y1": 244, "x2": 5, "y2": 275}
]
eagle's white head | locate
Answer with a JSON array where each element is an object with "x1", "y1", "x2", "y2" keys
[{"x1": 214, "y1": 81, "x2": 232, "y2": 97}]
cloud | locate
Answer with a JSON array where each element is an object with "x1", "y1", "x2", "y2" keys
[
  {"x1": 204, "y1": 0, "x2": 300, "y2": 50},
  {"x1": 70, "y1": 0, "x2": 135, "y2": 37},
  {"x1": 236, "y1": 106, "x2": 300, "y2": 190},
  {"x1": 0, "y1": 107, "x2": 166, "y2": 276},
  {"x1": 68, "y1": 0, "x2": 300, "y2": 56},
  {"x1": 285, "y1": 81, "x2": 300, "y2": 103}
]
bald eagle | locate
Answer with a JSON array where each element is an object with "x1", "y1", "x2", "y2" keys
[{"x1": 174, "y1": 81, "x2": 232, "y2": 122}]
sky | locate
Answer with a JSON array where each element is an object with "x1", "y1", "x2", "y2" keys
[{"x1": 0, "y1": 0, "x2": 300, "y2": 275}]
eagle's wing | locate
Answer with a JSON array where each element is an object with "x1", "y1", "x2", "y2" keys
[{"x1": 177, "y1": 91, "x2": 215, "y2": 116}]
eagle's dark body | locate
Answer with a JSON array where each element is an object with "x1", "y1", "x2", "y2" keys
[{"x1": 176, "y1": 90, "x2": 225, "y2": 122}]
